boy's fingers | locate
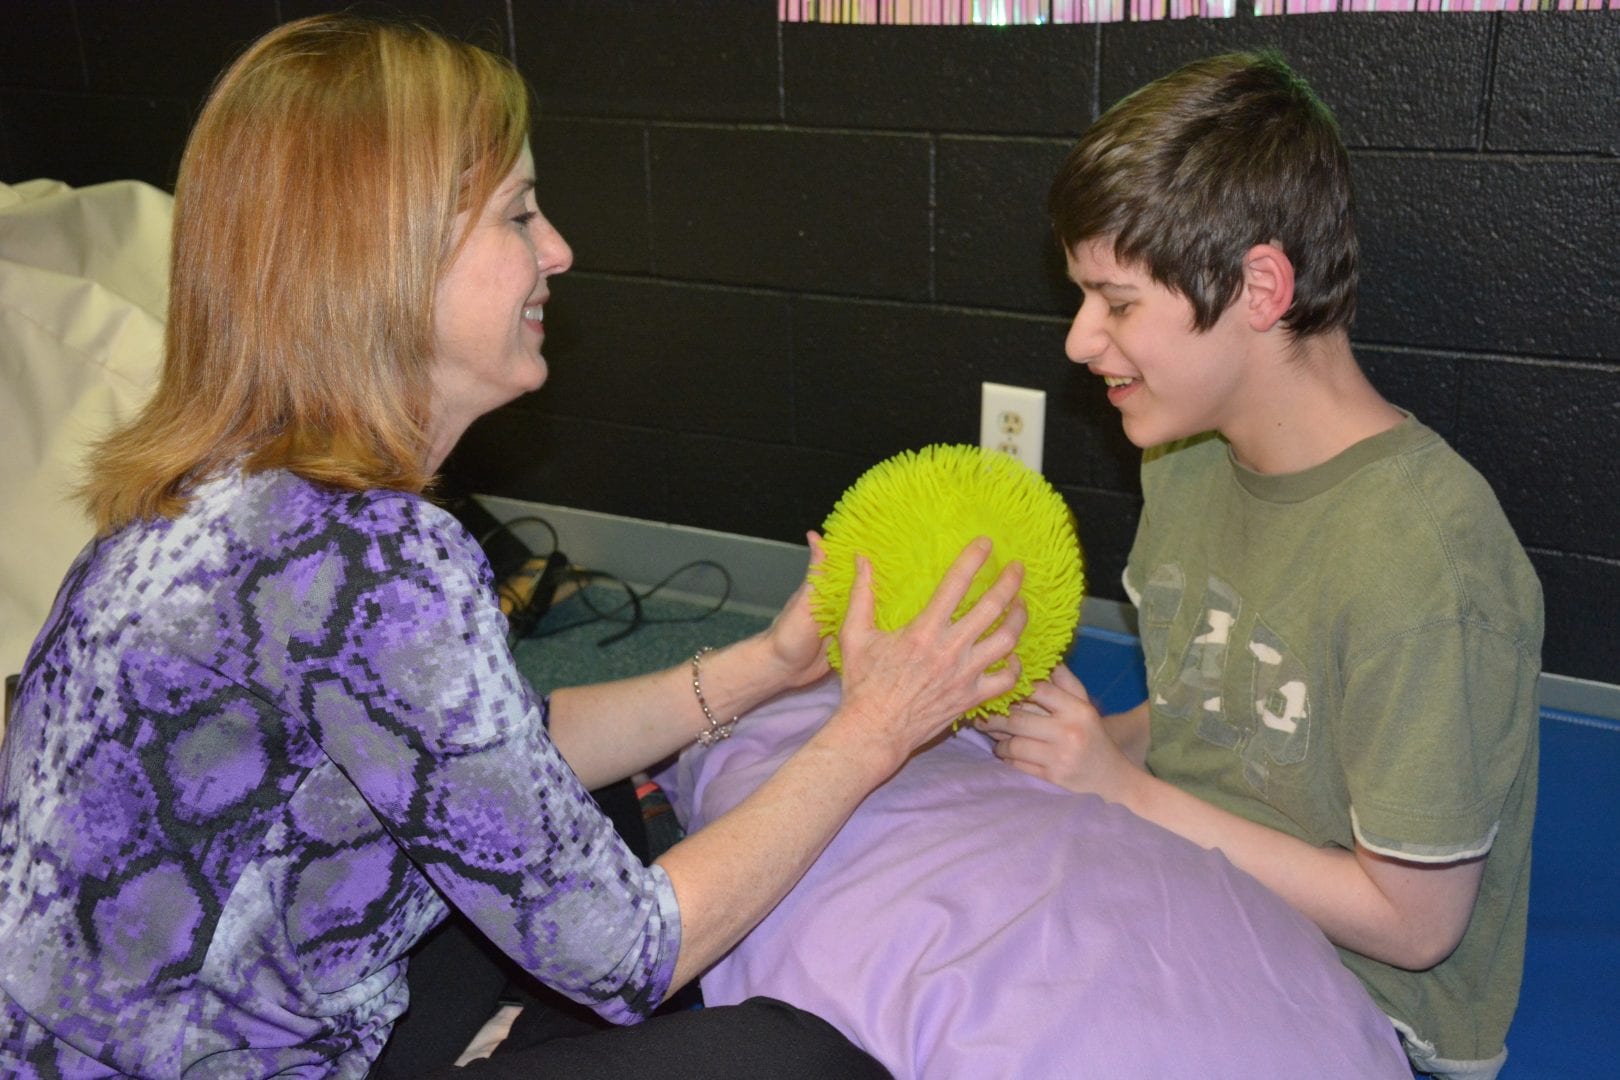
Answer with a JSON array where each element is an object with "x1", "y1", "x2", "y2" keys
[
  {"x1": 981, "y1": 702, "x2": 1038, "y2": 741},
  {"x1": 1026, "y1": 678, "x2": 1078, "y2": 712},
  {"x1": 1048, "y1": 661, "x2": 1090, "y2": 701}
]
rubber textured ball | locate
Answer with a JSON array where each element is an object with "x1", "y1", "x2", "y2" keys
[{"x1": 809, "y1": 444, "x2": 1085, "y2": 719}]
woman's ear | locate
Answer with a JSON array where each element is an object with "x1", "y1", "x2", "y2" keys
[{"x1": 1242, "y1": 243, "x2": 1296, "y2": 332}]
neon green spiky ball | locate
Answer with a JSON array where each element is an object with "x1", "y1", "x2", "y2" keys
[{"x1": 809, "y1": 444, "x2": 1085, "y2": 719}]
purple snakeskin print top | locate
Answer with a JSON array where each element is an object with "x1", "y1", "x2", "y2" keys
[{"x1": 0, "y1": 469, "x2": 681, "y2": 1078}]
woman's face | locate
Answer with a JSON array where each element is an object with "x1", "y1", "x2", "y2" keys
[{"x1": 428, "y1": 142, "x2": 572, "y2": 466}]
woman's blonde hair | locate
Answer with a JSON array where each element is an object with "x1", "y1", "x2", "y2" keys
[{"x1": 83, "y1": 14, "x2": 530, "y2": 531}]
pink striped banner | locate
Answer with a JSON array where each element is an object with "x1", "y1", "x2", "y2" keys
[{"x1": 778, "y1": 0, "x2": 1616, "y2": 22}]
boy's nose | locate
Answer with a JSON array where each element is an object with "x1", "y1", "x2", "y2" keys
[{"x1": 1065, "y1": 304, "x2": 1106, "y2": 365}]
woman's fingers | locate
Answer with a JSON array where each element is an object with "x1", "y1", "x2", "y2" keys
[
  {"x1": 841, "y1": 553, "x2": 877, "y2": 639},
  {"x1": 951, "y1": 560, "x2": 1026, "y2": 660},
  {"x1": 832, "y1": 538, "x2": 1046, "y2": 742},
  {"x1": 918, "y1": 537, "x2": 994, "y2": 624},
  {"x1": 977, "y1": 651, "x2": 1022, "y2": 703},
  {"x1": 842, "y1": 537, "x2": 1025, "y2": 649},
  {"x1": 969, "y1": 595, "x2": 1027, "y2": 669},
  {"x1": 806, "y1": 530, "x2": 826, "y2": 569}
]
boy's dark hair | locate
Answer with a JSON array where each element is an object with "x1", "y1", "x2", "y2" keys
[{"x1": 1049, "y1": 51, "x2": 1357, "y2": 336}]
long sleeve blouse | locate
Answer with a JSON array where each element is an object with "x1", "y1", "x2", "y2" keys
[{"x1": 0, "y1": 468, "x2": 681, "y2": 1078}]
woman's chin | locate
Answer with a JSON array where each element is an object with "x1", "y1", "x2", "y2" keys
[{"x1": 514, "y1": 354, "x2": 548, "y2": 397}]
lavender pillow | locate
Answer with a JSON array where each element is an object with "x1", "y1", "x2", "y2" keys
[{"x1": 661, "y1": 677, "x2": 1408, "y2": 1079}]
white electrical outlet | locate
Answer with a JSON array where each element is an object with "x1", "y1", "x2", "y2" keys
[{"x1": 979, "y1": 382, "x2": 1046, "y2": 473}]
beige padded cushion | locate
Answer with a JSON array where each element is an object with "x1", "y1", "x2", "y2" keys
[{"x1": 1, "y1": 179, "x2": 169, "y2": 735}]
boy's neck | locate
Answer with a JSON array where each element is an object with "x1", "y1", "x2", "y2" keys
[{"x1": 1223, "y1": 330, "x2": 1405, "y2": 476}]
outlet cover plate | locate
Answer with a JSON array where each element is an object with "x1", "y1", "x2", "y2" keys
[{"x1": 980, "y1": 381, "x2": 1045, "y2": 473}]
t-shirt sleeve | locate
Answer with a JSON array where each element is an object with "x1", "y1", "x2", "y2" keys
[
  {"x1": 1122, "y1": 453, "x2": 1159, "y2": 607},
  {"x1": 1336, "y1": 618, "x2": 1537, "y2": 862},
  {"x1": 298, "y1": 494, "x2": 680, "y2": 1023}
]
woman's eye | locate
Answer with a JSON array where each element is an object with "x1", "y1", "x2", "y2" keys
[{"x1": 512, "y1": 210, "x2": 538, "y2": 229}]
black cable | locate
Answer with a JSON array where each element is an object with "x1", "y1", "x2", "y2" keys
[
  {"x1": 475, "y1": 513, "x2": 734, "y2": 647},
  {"x1": 479, "y1": 515, "x2": 559, "y2": 561},
  {"x1": 533, "y1": 560, "x2": 734, "y2": 647},
  {"x1": 477, "y1": 515, "x2": 565, "y2": 648}
]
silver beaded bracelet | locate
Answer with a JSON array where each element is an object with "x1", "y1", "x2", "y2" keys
[{"x1": 691, "y1": 646, "x2": 739, "y2": 747}]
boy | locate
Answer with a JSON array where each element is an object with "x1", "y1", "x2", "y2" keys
[{"x1": 978, "y1": 52, "x2": 1541, "y2": 1080}]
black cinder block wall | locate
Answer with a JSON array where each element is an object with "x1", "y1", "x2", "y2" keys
[{"x1": 2, "y1": 2, "x2": 1615, "y2": 683}]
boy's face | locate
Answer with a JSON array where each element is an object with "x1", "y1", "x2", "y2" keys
[{"x1": 1065, "y1": 238, "x2": 1252, "y2": 450}]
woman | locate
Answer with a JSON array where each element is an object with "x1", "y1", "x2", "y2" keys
[{"x1": 0, "y1": 15, "x2": 1025, "y2": 1079}]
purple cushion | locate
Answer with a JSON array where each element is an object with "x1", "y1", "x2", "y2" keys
[{"x1": 661, "y1": 677, "x2": 1409, "y2": 1079}]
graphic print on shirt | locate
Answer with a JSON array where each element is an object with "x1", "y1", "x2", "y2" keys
[
  {"x1": 1144, "y1": 566, "x2": 1312, "y2": 796},
  {"x1": 1136, "y1": 562, "x2": 1184, "y2": 687},
  {"x1": 1152, "y1": 573, "x2": 1243, "y2": 753},
  {"x1": 1245, "y1": 618, "x2": 1311, "y2": 791}
]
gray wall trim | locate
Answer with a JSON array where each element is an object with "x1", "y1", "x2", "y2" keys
[
  {"x1": 477, "y1": 496, "x2": 1618, "y2": 723},
  {"x1": 478, "y1": 495, "x2": 809, "y2": 618},
  {"x1": 1542, "y1": 675, "x2": 1620, "y2": 726}
]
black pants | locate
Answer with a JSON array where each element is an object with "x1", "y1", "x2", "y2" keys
[{"x1": 372, "y1": 783, "x2": 888, "y2": 1079}]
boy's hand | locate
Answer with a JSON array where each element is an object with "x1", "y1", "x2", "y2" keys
[{"x1": 976, "y1": 664, "x2": 1141, "y2": 801}]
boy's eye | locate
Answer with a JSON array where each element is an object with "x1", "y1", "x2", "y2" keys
[{"x1": 1108, "y1": 302, "x2": 1131, "y2": 316}]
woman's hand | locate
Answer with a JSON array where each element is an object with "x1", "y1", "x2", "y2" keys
[
  {"x1": 658, "y1": 536, "x2": 1026, "y2": 989},
  {"x1": 758, "y1": 532, "x2": 834, "y2": 692},
  {"x1": 975, "y1": 663, "x2": 1142, "y2": 802},
  {"x1": 826, "y1": 537, "x2": 1028, "y2": 772}
]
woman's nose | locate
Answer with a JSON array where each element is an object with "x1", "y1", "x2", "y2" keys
[{"x1": 533, "y1": 215, "x2": 574, "y2": 276}]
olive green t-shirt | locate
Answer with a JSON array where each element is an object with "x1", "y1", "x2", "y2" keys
[{"x1": 1125, "y1": 417, "x2": 1542, "y2": 1078}]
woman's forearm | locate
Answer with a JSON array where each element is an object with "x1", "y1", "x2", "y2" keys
[
  {"x1": 655, "y1": 541, "x2": 1027, "y2": 990},
  {"x1": 548, "y1": 633, "x2": 799, "y2": 789},
  {"x1": 653, "y1": 705, "x2": 899, "y2": 990}
]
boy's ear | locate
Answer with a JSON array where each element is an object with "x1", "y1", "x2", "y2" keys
[{"x1": 1241, "y1": 243, "x2": 1295, "y2": 332}]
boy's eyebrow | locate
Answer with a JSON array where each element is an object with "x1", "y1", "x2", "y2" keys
[{"x1": 1076, "y1": 276, "x2": 1139, "y2": 293}]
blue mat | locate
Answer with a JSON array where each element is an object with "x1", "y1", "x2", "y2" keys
[
  {"x1": 1064, "y1": 625, "x2": 1151, "y2": 717},
  {"x1": 1066, "y1": 628, "x2": 1620, "y2": 1079}
]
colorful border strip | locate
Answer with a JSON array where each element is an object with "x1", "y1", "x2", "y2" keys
[
  {"x1": 1256, "y1": 1, "x2": 1611, "y2": 12},
  {"x1": 778, "y1": 0, "x2": 1615, "y2": 22}
]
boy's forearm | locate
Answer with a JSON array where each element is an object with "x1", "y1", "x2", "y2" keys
[
  {"x1": 1102, "y1": 701, "x2": 1151, "y2": 766},
  {"x1": 1120, "y1": 769, "x2": 1481, "y2": 970}
]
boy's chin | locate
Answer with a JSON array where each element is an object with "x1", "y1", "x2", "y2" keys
[
  {"x1": 1121, "y1": 416, "x2": 1201, "y2": 451},
  {"x1": 1120, "y1": 417, "x2": 1165, "y2": 449}
]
